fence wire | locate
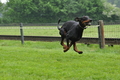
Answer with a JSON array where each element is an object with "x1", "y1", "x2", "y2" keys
[{"x1": 0, "y1": 23, "x2": 120, "y2": 38}]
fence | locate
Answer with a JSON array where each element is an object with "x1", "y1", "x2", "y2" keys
[
  {"x1": 0, "y1": 20, "x2": 120, "y2": 48},
  {"x1": 0, "y1": 20, "x2": 99, "y2": 37}
]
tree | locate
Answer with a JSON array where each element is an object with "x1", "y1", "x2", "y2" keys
[
  {"x1": 2, "y1": 0, "x2": 119, "y2": 23},
  {"x1": 0, "y1": 2, "x2": 5, "y2": 23},
  {"x1": 102, "y1": 1, "x2": 120, "y2": 20},
  {"x1": 107, "y1": 0, "x2": 120, "y2": 8},
  {"x1": 6, "y1": 0, "x2": 39, "y2": 23},
  {"x1": 65, "y1": 0, "x2": 105, "y2": 20}
]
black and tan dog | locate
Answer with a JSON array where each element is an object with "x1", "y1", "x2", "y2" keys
[{"x1": 57, "y1": 16, "x2": 92, "y2": 54}]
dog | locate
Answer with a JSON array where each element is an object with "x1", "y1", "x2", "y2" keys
[{"x1": 57, "y1": 16, "x2": 92, "y2": 54}]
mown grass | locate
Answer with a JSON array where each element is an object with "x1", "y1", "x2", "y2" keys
[
  {"x1": 0, "y1": 40, "x2": 120, "y2": 80},
  {"x1": 0, "y1": 25, "x2": 120, "y2": 38}
]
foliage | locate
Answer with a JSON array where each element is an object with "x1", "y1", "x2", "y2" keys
[
  {"x1": 103, "y1": 1, "x2": 120, "y2": 18},
  {"x1": 0, "y1": 0, "x2": 120, "y2": 23},
  {"x1": 1, "y1": 0, "x2": 105, "y2": 23},
  {"x1": 0, "y1": 2, "x2": 3, "y2": 12},
  {"x1": 0, "y1": 40, "x2": 120, "y2": 80},
  {"x1": 0, "y1": 2, "x2": 4, "y2": 23},
  {"x1": 107, "y1": 0, "x2": 120, "y2": 7}
]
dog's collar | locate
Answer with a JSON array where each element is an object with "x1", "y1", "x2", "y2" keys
[
  {"x1": 78, "y1": 20, "x2": 90, "y2": 29},
  {"x1": 78, "y1": 24, "x2": 87, "y2": 29}
]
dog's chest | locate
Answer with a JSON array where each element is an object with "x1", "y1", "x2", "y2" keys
[{"x1": 66, "y1": 27, "x2": 83, "y2": 41}]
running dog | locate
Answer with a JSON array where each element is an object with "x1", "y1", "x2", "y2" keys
[{"x1": 57, "y1": 16, "x2": 92, "y2": 54}]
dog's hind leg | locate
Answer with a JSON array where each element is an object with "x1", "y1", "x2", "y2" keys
[
  {"x1": 64, "y1": 39, "x2": 70, "y2": 52},
  {"x1": 60, "y1": 36, "x2": 67, "y2": 49},
  {"x1": 64, "y1": 41, "x2": 73, "y2": 52},
  {"x1": 73, "y1": 42, "x2": 83, "y2": 54}
]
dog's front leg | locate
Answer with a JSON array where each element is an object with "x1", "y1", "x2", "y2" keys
[{"x1": 73, "y1": 42, "x2": 83, "y2": 54}]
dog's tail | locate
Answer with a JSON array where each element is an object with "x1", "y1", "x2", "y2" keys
[{"x1": 57, "y1": 19, "x2": 61, "y2": 30}]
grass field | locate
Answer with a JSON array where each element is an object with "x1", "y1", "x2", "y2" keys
[
  {"x1": 0, "y1": 25, "x2": 120, "y2": 38},
  {"x1": 0, "y1": 40, "x2": 120, "y2": 80}
]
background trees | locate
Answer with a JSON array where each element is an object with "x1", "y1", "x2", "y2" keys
[
  {"x1": 0, "y1": 0, "x2": 120, "y2": 23},
  {"x1": 107, "y1": 0, "x2": 120, "y2": 7}
]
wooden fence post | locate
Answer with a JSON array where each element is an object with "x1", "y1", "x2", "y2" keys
[
  {"x1": 98, "y1": 20, "x2": 105, "y2": 48},
  {"x1": 20, "y1": 23, "x2": 24, "y2": 44}
]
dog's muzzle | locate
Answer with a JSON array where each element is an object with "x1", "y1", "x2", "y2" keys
[
  {"x1": 83, "y1": 19, "x2": 92, "y2": 26},
  {"x1": 87, "y1": 23, "x2": 91, "y2": 26}
]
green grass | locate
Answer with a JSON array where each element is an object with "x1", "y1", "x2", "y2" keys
[
  {"x1": 0, "y1": 26, "x2": 59, "y2": 36},
  {"x1": 0, "y1": 25, "x2": 120, "y2": 38},
  {"x1": 0, "y1": 40, "x2": 120, "y2": 80}
]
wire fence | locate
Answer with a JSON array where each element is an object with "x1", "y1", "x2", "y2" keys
[
  {"x1": 104, "y1": 25, "x2": 120, "y2": 38},
  {"x1": 0, "y1": 21, "x2": 120, "y2": 38}
]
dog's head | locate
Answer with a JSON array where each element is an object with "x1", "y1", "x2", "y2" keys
[{"x1": 75, "y1": 16, "x2": 92, "y2": 27}]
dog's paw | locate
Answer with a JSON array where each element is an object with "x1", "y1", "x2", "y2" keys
[
  {"x1": 78, "y1": 51, "x2": 83, "y2": 54},
  {"x1": 63, "y1": 45, "x2": 67, "y2": 49},
  {"x1": 63, "y1": 46, "x2": 66, "y2": 49},
  {"x1": 63, "y1": 47, "x2": 69, "y2": 52},
  {"x1": 64, "y1": 50, "x2": 67, "y2": 52},
  {"x1": 64, "y1": 49, "x2": 68, "y2": 52}
]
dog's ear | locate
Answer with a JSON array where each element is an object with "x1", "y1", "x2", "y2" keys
[
  {"x1": 74, "y1": 17, "x2": 80, "y2": 22},
  {"x1": 79, "y1": 17, "x2": 85, "y2": 21}
]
